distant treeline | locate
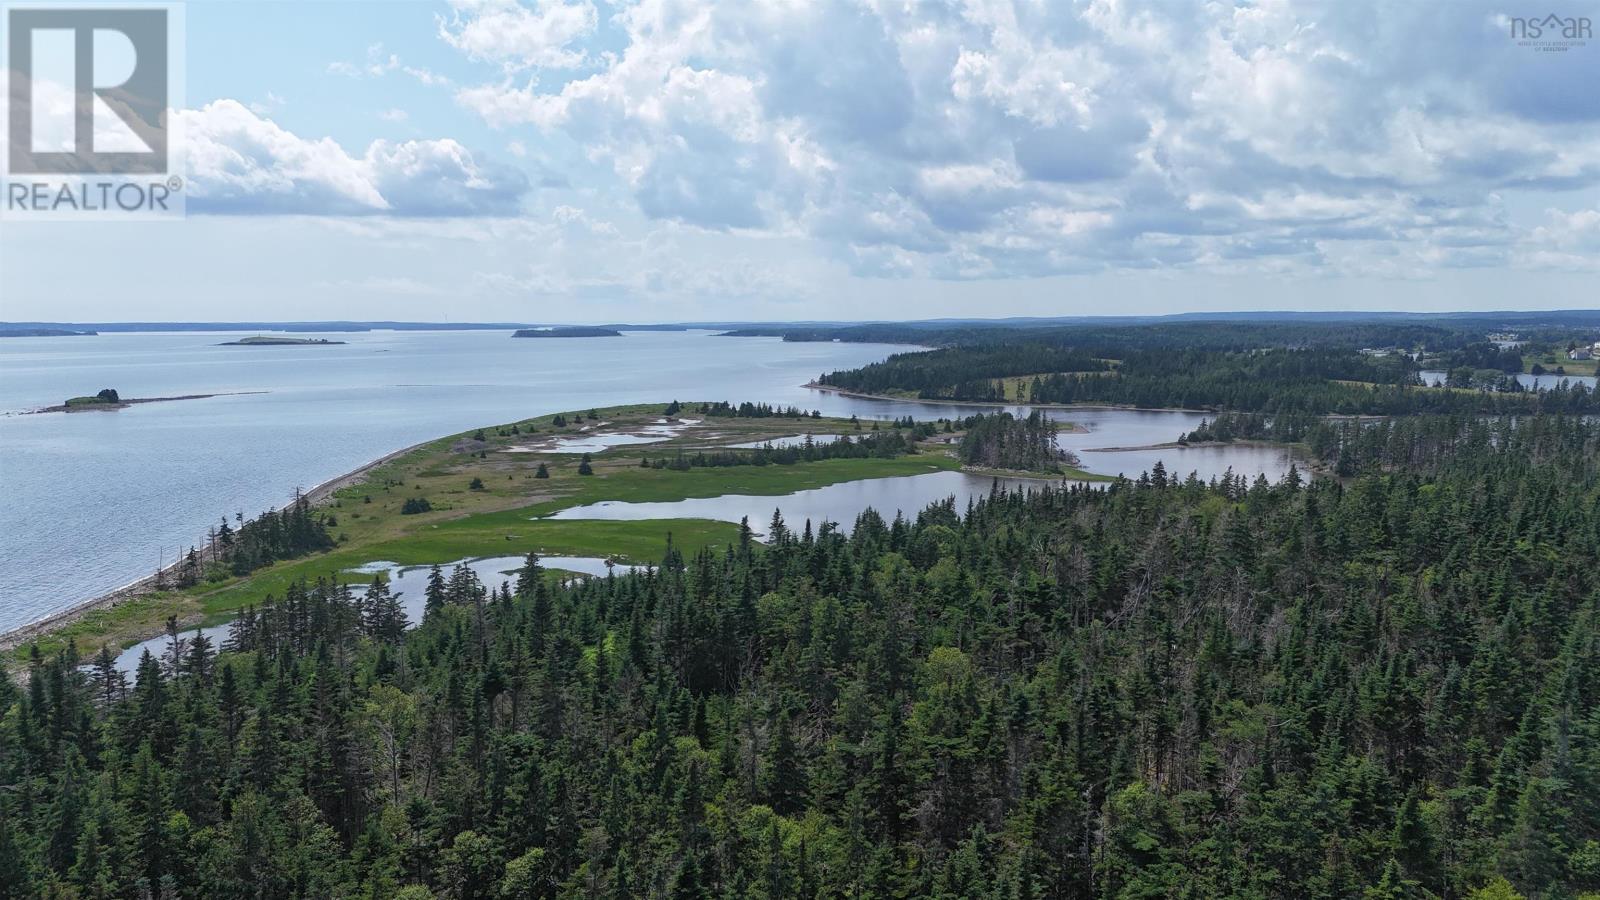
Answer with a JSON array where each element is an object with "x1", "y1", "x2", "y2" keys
[
  {"x1": 695, "y1": 401, "x2": 822, "y2": 419},
  {"x1": 0, "y1": 328, "x2": 96, "y2": 337},
  {"x1": 725, "y1": 313, "x2": 1600, "y2": 353},
  {"x1": 822, "y1": 345, "x2": 1600, "y2": 415},
  {"x1": 818, "y1": 345, "x2": 1109, "y2": 398},
  {"x1": 730, "y1": 321, "x2": 1482, "y2": 353}
]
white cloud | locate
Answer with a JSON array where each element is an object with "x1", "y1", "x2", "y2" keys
[
  {"x1": 439, "y1": 0, "x2": 597, "y2": 71},
  {"x1": 329, "y1": 43, "x2": 453, "y2": 86},
  {"x1": 435, "y1": 0, "x2": 1598, "y2": 280},
  {"x1": 179, "y1": 100, "x2": 529, "y2": 216},
  {"x1": 250, "y1": 92, "x2": 286, "y2": 116},
  {"x1": 1520, "y1": 208, "x2": 1600, "y2": 270}
]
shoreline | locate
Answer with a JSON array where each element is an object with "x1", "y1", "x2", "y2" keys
[
  {"x1": 3, "y1": 387, "x2": 1280, "y2": 654},
  {"x1": 0, "y1": 432, "x2": 437, "y2": 653},
  {"x1": 1079, "y1": 439, "x2": 1288, "y2": 453},
  {"x1": 802, "y1": 382, "x2": 1216, "y2": 414}
]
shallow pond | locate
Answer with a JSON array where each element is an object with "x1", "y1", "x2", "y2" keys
[
  {"x1": 506, "y1": 418, "x2": 704, "y2": 454},
  {"x1": 1046, "y1": 408, "x2": 1295, "y2": 482},
  {"x1": 108, "y1": 554, "x2": 645, "y2": 673},
  {"x1": 543, "y1": 469, "x2": 1066, "y2": 536},
  {"x1": 804, "y1": 400, "x2": 1294, "y2": 482}
]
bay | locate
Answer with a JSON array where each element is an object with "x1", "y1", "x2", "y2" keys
[
  {"x1": 0, "y1": 330, "x2": 912, "y2": 633},
  {"x1": 2, "y1": 329, "x2": 1300, "y2": 636}
]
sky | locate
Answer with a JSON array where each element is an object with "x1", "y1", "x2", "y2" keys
[{"x1": 1, "y1": 0, "x2": 1597, "y2": 323}]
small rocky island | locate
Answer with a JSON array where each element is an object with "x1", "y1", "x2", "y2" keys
[
  {"x1": 218, "y1": 336, "x2": 346, "y2": 346},
  {"x1": 64, "y1": 389, "x2": 126, "y2": 409},
  {"x1": 31, "y1": 388, "x2": 258, "y2": 414},
  {"x1": 512, "y1": 327, "x2": 623, "y2": 338}
]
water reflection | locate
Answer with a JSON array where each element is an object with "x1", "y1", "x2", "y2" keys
[
  {"x1": 1417, "y1": 370, "x2": 1598, "y2": 391},
  {"x1": 106, "y1": 554, "x2": 644, "y2": 674},
  {"x1": 805, "y1": 397, "x2": 1294, "y2": 483},
  {"x1": 1044, "y1": 408, "x2": 1297, "y2": 481},
  {"x1": 544, "y1": 469, "x2": 1066, "y2": 536}
]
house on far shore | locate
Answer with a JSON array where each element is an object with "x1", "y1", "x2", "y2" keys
[{"x1": 1572, "y1": 347, "x2": 1595, "y2": 361}]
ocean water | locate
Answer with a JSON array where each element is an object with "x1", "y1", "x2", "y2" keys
[
  {"x1": 0, "y1": 330, "x2": 914, "y2": 632},
  {"x1": 1, "y1": 329, "x2": 1300, "y2": 635}
]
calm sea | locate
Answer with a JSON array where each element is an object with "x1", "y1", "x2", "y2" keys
[{"x1": 0, "y1": 330, "x2": 918, "y2": 632}]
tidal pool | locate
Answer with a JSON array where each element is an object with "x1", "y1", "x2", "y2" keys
[{"x1": 506, "y1": 419, "x2": 705, "y2": 454}]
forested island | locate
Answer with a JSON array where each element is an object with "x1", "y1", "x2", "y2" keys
[
  {"x1": 218, "y1": 336, "x2": 346, "y2": 346},
  {"x1": 512, "y1": 327, "x2": 624, "y2": 338}
]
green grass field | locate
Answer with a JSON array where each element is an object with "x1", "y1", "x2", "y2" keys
[
  {"x1": 15, "y1": 404, "x2": 961, "y2": 661},
  {"x1": 1524, "y1": 348, "x2": 1599, "y2": 376}
]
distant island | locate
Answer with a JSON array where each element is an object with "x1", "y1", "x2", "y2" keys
[
  {"x1": 0, "y1": 328, "x2": 96, "y2": 337},
  {"x1": 218, "y1": 336, "x2": 346, "y2": 346},
  {"x1": 513, "y1": 327, "x2": 624, "y2": 338},
  {"x1": 29, "y1": 388, "x2": 262, "y2": 414}
]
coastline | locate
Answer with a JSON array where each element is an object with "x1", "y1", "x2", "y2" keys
[
  {"x1": 4, "y1": 385, "x2": 1290, "y2": 656},
  {"x1": 802, "y1": 382, "x2": 1216, "y2": 414},
  {"x1": 0, "y1": 432, "x2": 436, "y2": 653}
]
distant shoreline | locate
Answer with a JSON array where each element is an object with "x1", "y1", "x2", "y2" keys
[
  {"x1": 801, "y1": 382, "x2": 1214, "y2": 414},
  {"x1": 513, "y1": 327, "x2": 624, "y2": 338}
]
